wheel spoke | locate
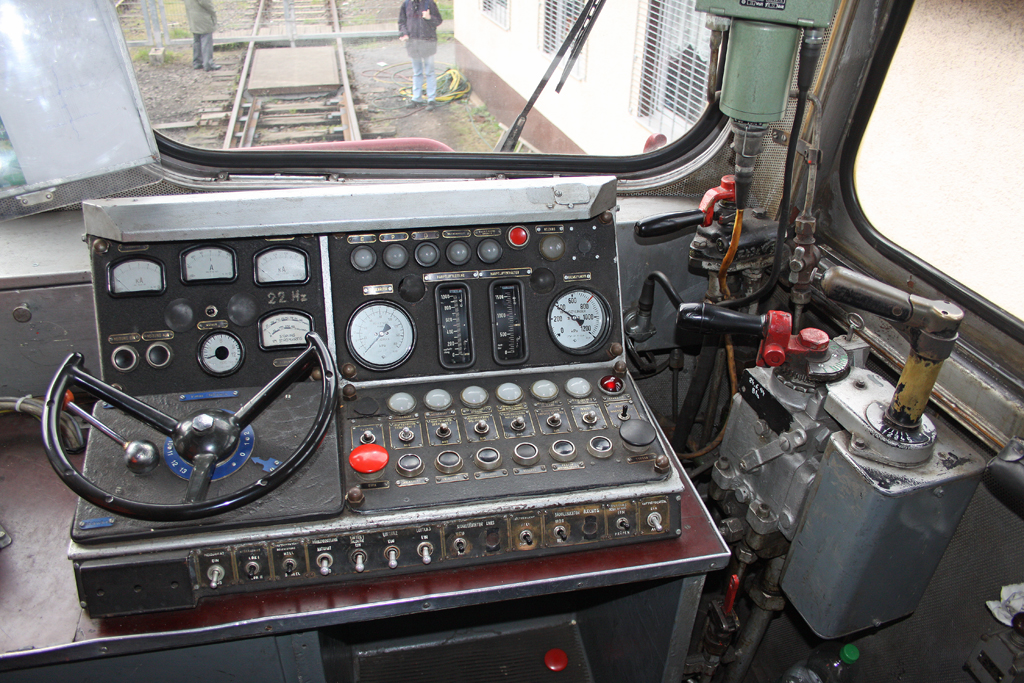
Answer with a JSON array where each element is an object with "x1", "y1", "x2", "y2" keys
[
  {"x1": 183, "y1": 453, "x2": 218, "y2": 503},
  {"x1": 70, "y1": 364, "x2": 178, "y2": 436},
  {"x1": 232, "y1": 342, "x2": 318, "y2": 429}
]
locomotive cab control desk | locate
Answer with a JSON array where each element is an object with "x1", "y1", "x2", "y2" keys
[{"x1": 0, "y1": 177, "x2": 727, "y2": 678}]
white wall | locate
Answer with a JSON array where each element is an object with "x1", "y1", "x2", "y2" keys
[{"x1": 454, "y1": 0, "x2": 665, "y2": 155}]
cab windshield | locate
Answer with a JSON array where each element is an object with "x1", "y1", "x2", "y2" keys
[{"x1": 119, "y1": 0, "x2": 714, "y2": 156}]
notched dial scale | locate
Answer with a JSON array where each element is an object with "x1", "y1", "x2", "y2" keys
[
  {"x1": 259, "y1": 311, "x2": 313, "y2": 349},
  {"x1": 547, "y1": 287, "x2": 611, "y2": 354},
  {"x1": 181, "y1": 245, "x2": 236, "y2": 283},
  {"x1": 346, "y1": 301, "x2": 416, "y2": 371},
  {"x1": 107, "y1": 258, "x2": 165, "y2": 296},
  {"x1": 254, "y1": 246, "x2": 309, "y2": 285}
]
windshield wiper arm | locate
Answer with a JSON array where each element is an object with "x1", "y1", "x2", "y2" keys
[{"x1": 495, "y1": 0, "x2": 607, "y2": 153}]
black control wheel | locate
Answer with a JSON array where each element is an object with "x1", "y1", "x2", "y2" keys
[{"x1": 41, "y1": 332, "x2": 337, "y2": 522}]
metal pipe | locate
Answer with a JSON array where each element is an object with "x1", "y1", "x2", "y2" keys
[{"x1": 720, "y1": 606, "x2": 774, "y2": 683}]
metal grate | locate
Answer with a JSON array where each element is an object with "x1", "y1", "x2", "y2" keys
[
  {"x1": 481, "y1": 0, "x2": 510, "y2": 29},
  {"x1": 541, "y1": 0, "x2": 587, "y2": 80},
  {"x1": 633, "y1": 0, "x2": 712, "y2": 143}
]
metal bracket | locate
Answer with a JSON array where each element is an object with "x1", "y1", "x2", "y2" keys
[
  {"x1": 17, "y1": 188, "x2": 57, "y2": 208},
  {"x1": 739, "y1": 441, "x2": 784, "y2": 472}
]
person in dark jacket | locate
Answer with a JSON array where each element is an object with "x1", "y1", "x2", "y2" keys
[
  {"x1": 398, "y1": 0, "x2": 443, "y2": 109},
  {"x1": 184, "y1": 0, "x2": 221, "y2": 71}
]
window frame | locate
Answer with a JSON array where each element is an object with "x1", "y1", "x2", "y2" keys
[{"x1": 480, "y1": 0, "x2": 510, "y2": 30}]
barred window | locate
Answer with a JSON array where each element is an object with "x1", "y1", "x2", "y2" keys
[
  {"x1": 541, "y1": 0, "x2": 586, "y2": 78},
  {"x1": 481, "y1": 0, "x2": 509, "y2": 30},
  {"x1": 635, "y1": 0, "x2": 711, "y2": 137}
]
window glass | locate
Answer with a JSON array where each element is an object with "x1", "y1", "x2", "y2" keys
[
  {"x1": 856, "y1": 0, "x2": 1024, "y2": 318},
  {"x1": 118, "y1": 0, "x2": 714, "y2": 156}
]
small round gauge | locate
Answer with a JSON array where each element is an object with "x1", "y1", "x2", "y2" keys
[
  {"x1": 181, "y1": 245, "x2": 236, "y2": 283},
  {"x1": 547, "y1": 288, "x2": 612, "y2": 354},
  {"x1": 254, "y1": 246, "x2": 309, "y2": 285},
  {"x1": 346, "y1": 301, "x2": 416, "y2": 371},
  {"x1": 197, "y1": 331, "x2": 245, "y2": 377},
  {"x1": 108, "y1": 258, "x2": 165, "y2": 296},
  {"x1": 259, "y1": 311, "x2": 312, "y2": 350}
]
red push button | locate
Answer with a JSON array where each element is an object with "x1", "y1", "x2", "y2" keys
[
  {"x1": 507, "y1": 225, "x2": 530, "y2": 248},
  {"x1": 349, "y1": 443, "x2": 389, "y2": 479},
  {"x1": 544, "y1": 648, "x2": 568, "y2": 672},
  {"x1": 599, "y1": 375, "x2": 624, "y2": 395}
]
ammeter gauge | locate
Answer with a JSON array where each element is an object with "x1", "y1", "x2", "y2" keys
[
  {"x1": 258, "y1": 311, "x2": 312, "y2": 349},
  {"x1": 181, "y1": 245, "x2": 236, "y2": 283},
  {"x1": 547, "y1": 287, "x2": 611, "y2": 354},
  {"x1": 107, "y1": 258, "x2": 165, "y2": 296},
  {"x1": 346, "y1": 301, "x2": 416, "y2": 371},
  {"x1": 254, "y1": 246, "x2": 309, "y2": 285},
  {"x1": 197, "y1": 331, "x2": 245, "y2": 377}
]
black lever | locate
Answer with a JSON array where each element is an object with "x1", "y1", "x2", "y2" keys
[
  {"x1": 986, "y1": 438, "x2": 1024, "y2": 517},
  {"x1": 676, "y1": 303, "x2": 766, "y2": 337},
  {"x1": 633, "y1": 210, "x2": 706, "y2": 239}
]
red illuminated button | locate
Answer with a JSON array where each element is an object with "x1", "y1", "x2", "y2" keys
[
  {"x1": 544, "y1": 648, "x2": 569, "y2": 672},
  {"x1": 599, "y1": 375, "x2": 624, "y2": 395},
  {"x1": 507, "y1": 225, "x2": 530, "y2": 248},
  {"x1": 349, "y1": 443, "x2": 389, "y2": 479}
]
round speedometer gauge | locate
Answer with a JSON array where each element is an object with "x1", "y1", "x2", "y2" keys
[
  {"x1": 547, "y1": 288, "x2": 611, "y2": 354},
  {"x1": 346, "y1": 301, "x2": 416, "y2": 371}
]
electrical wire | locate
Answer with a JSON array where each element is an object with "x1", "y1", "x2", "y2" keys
[
  {"x1": 366, "y1": 62, "x2": 472, "y2": 104},
  {"x1": 1, "y1": 395, "x2": 85, "y2": 452},
  {"x1": 717, "y1": 208, "x2": 744, "y2": 300},
  {"x1": 677, "y1": 334, "x2": 737, "y2": 460}
]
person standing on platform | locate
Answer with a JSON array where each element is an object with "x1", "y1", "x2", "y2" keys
[
  {"x1": 398, "y1": 0, "x2": 443, "y2": 110},
  {"x1": 185, "y1": 0, "x2": 221, "y2": 72}
]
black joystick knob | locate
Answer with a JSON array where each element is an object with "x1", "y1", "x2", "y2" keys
[{"x1": 620, "y1": 419, "x2": 657, "y2": 454}]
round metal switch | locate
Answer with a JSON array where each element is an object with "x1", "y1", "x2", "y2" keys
[
  {"x1": 619, "y1": 419, "x2": 657, "y2": 454},
  {"x1": 396, "y1": 454, "x2": 424, "y2": 477},
  {"x1": 549, "y1": 439, "x2": 577, "y2": 462},
  {"x1": 474, "y1": 447, "x2": 502, "y2": 471},
  {"x1": 435, "y1": 450, "x2": 463, "y2": 474},
  {"x1": 512, "y1": 442, "x2": 540, "y2": 466}
]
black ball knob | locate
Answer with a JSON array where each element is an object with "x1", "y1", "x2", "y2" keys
[{"x1": 124, "y1": 440, "x2": 160, "y2": 474}]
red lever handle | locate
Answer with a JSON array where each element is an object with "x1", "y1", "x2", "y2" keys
[
  {"x1": 724, "y1": 574, "x2": 740, "y2": 615},
  {"x1": 698, "y1": 175, "x2": 736, "y2": 227},
  {"x1": 758, "y1": 311, "x2": 831, "y2": 367}
]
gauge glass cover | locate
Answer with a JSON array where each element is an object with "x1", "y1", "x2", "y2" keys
[
  {"x1": 259, "y1": 311, "x2": 312, "y2": 349},
  {"x1": 547, "y1": 288, "x2": 611, "y2": 354},
  {"x1": 490, "y1": 280, "x2": 528, "y2": 364},
  {"x1": 255, "y1": 247, "x2": 308, "y2": 284},
  {"x1": 436, "y1": 283, "x2": 473, "y2": 369},
  {"x1": 182, "y1": 245, "x2": 236, "y2": 282},
  {"x1": 198, "y1": 331, "x2": 245, "y2": 376},
  {"x1": 108, "y1": 258, "x2": 165, "y2": 295},
  {"x1": 346, "y1": 301, "x2": 416, "y2": 371}
]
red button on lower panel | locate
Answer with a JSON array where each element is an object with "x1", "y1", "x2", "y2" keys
[
  {"x1": 544, "y1": 648, "x2": 568, "y2": 672},
  {"x1": 508, "y1": 225, "x2": 530, "y2": 248},
  {"x1": 349, "y1": 443, "x2": 389, "y2": 480}
]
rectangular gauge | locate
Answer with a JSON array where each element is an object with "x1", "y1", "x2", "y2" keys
[
  {"x1": 435, "y1": 283, "x2": 474, "y2": 369},
  {"x1": 489, "y1": 280, "x2": 528, "y2": 364}
]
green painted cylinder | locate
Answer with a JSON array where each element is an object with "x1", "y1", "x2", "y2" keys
[{"x1": 720, "y1": 20, "x2": 800, "y2": 123}]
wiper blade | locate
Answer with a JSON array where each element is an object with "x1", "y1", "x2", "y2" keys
[{"x1": 495, "y1": 0, "x2": 607, "y2": 153}]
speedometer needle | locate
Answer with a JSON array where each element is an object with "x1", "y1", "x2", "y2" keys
[
  {"x1": 364, "y1": 323, "x2": 392, "y2": 352},
  {"x1": 556, "y1": 305, "x2": 585, "y2": 326}
]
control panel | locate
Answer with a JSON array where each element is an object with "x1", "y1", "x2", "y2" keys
[{"x1": 63, "y1": 178, "x2": 720, "y2": 617}]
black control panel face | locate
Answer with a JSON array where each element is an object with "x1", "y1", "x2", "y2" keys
[
  {"x1": 90, "y1": 236, "x2": 326, "y2": 395},
  {"x1": 328, "y1": 219, "x2": 620, "y2": 381}
]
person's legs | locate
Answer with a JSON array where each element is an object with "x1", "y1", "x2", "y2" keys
[
  {"x1": 410, "y1": 57, "x2": 425, "y2": 102},
  {"x1": 423, "y1": 53, "x2": 437, "y2": 103},
  {"x1": 192, "y1": 34, "x2": 203, "y2": 69},
  {"x1": 200, "y1": 33, "x2": 219, "y2": 71}
]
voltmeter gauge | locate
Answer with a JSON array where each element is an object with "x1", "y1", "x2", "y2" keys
[
  {"x1": 254, "y1": 246, "x2": 309, "y2": 285},
  {"x1": 197, "y1": 331, "x2": 245, "y2": 377},
  {"x1": 181, "y1": 245, "x2": 236, "y2": 283},
  {"x1": 435, "y1": 283, "x2": 473, "y2": 369},
  {"x1": 259, "y1": 311, "x2": 312, "y2": 350},
  {"x1": 108, "y1": 258, "x2": 165, "y2": 296},
  {"x1": 490, "y1": 280, "x2": 528, "y2": 364},
  {"x1": 547, "y1": 287, "x2": 611, "y2": 355},
  {"x1": 346, "y1": 301, "x2": 416, "y2": 371}
]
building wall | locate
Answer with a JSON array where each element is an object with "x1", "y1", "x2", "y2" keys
[{"x1": 453, "y1": 0, "x2": 665, "y2": 156}]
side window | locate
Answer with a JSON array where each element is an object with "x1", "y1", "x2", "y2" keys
[
  {"x1": 481, "y1": 0, "x2": 509, "y2": 30},
  {"x1": 634, "y1": 0, "x2": 712, "y2": 138}
]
